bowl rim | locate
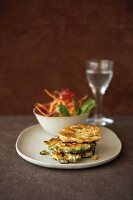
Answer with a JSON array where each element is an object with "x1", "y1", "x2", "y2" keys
[{"x1": 33, "y1": 108, "x2": 89, "y2": 119}]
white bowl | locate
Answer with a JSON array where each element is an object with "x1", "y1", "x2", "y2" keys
[{"x1": 33, "y1": 108, "x2": 89, "y2": 136}]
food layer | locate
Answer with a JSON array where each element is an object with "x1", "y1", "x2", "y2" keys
[
  {"x1": 51, "y1": 149, "x2": 95, "y2": 164},
  {"x1": 44, "y1": 137, "x2": 96, "y2": 153},
  {"x1": 44, "y1": 124, "x2": 100, "y2": 164},
  {"x1": 58, "y1": 124, "x2": 101, "y2": 143}
]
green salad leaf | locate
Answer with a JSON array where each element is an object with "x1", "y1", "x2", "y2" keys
[
  {"x1": 56, "y1": 104, "x2": 70, "y2": 116},
  {"x1": 71, "y1": 97, "x2": 81, "y2": 115},
  {"x1": 80, "y1": 99, "x2": 96, "y2": 114}
]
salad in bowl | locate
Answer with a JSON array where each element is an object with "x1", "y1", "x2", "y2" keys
[{"x1": 33, "y1": 88, "x2": 96, "y2": 135}]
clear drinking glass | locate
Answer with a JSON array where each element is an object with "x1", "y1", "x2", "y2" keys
[{"x1": 86, "y1": 59, "x2": 114, "y2": 126}]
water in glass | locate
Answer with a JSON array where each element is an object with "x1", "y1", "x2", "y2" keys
[
  {"x1": 85, "y1": 59, "x2": 114, "y2": 126},
  {"x1": 86, "y1": 70, "x2": 113, "y2": 95}
]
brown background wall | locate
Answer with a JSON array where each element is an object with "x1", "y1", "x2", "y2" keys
[{"x1": 0, "y1": 0, "x2": 133, "y2": 115}]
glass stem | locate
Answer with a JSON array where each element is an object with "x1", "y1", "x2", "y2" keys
[{"x1": 92, "y1": 88, "x2": 103, "y2": 119}]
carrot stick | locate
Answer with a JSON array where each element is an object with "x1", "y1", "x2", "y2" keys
[
  {"x1": 35, "y1": 103, "x2": 49, "y2": 113},
  {"x1": 49, "y1": 100, "x2": 57, "y2": 113},
  {"x1": 35, "y1": 106, "x2": 47, "y2": 116},
  {"x1": 44, "y1": 89, "x2": 56, "y2": 99}
]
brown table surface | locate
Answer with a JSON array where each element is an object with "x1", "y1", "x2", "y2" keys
[{"x1": 0, "y1": 116, "x2": 133, "y2": 200}]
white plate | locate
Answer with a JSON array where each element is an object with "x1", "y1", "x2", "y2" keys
[{"x1": 16, "y1": 124, "x2": 122, "y2": 169}]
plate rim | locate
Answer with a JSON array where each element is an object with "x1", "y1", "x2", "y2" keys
[{"x1": 16, "y1": 124, "x2": 122, "y2": 169}]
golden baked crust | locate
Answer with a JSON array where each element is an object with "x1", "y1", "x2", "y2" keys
[
  {"x1": 58, "y1": 124, "x2": 101, "y2": 143},
  {"x1": 51, "y1": 151, "x2": 82, "y2": 164},
  {"x1": 44, "y1": 137, "x2": 95, "y2": 153}
]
